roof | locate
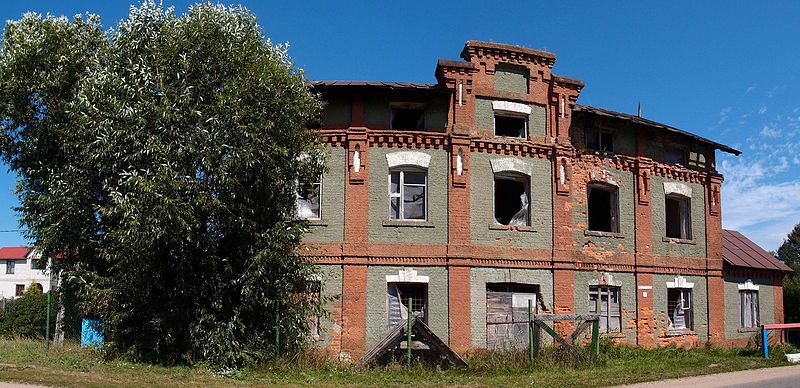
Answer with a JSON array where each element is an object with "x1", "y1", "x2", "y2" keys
[
  {"x1": 722, "y1": 230, "x2": 792, "y2": 272},
  {"x1": 0, "y1": 246, "x2": 30, "y2": 260},
  {"x1": 310, "y1": 80, "x2": 444, "y2": 92},
  {"x1": 573, "y1": 105, "x2": 741, "y2": 155}
]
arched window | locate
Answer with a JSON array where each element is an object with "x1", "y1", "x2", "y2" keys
[{"x1": 587, "y1": 183, "x2": 619, "y2": 233}]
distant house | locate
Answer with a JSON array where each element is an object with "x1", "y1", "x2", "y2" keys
[{"x1": 0, "y1": 246, "x2": 52, "y2": 299}]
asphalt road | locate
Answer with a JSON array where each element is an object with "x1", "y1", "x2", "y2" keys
[{"x1": 618, "y1": 364, "x2": 800, "y2": 388}]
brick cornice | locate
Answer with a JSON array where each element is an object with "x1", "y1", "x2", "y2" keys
[{"x1": 470, "y1": 138, "x2": 554, "y2": 159}]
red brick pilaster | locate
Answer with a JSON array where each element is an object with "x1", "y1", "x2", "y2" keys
[
  {"x1": 705, "y1": 173, "x2": 725, "y2": 343},
  {"x1": 774, "y1": 277, "x2": 785, "y2": 325},
  {"x1": 553, "y1": 268, "x2": 575, "y2": 334},
  {"x1": 344, "y1": 124, "x2": 369, "y2": 255},
  {"x1": 448, "y1": 135, "x2": 471, "y2": 248},
  {"x1": 706, "y1": 275, "x2": 725, "y2": 343},
  {"x1": 340, "y1": 265, "x2": 367, "y2": 360},
  {"x1": 552, "y1": 145, "x2": 576, "y2": 263},
  {"x1": 636, "y1": 272, "x2": 656, "y2": 347},
  {"x1": 448, "y1": 266, "x2": 471, "y2": 351}
]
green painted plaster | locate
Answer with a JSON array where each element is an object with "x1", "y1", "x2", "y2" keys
[
  {"x1": 572, "y1": 271, "x2": 637, "y2": 343},
  {"x1": 651, "y1": 176, "x2": 707, "y2": 258},
  {"x1": 314, "y1": 264, "x2": 343, "y2": 348},
  {"x1": 494, "y1": 64, "x2": 529, "y2": 94},
  {"x1": 652, "y1": 274, "x2": 709, "y2": 341},
  {"x1": 572, "y1": 168, "x2": 636, "y2": 252},
  {"x1": 475, "y1": 97, "x2": 547, "y2": 138},
  {"x1": 364, "y1": 266, "x2": 449, "y2": 349},
  {"x1": 469, "y1": 268, "x2": 554, "y2": 348},
  {"x1": 723, "y1": 275, "x2": 776, "y2": 340},
  {"x1": 303, "y1": 146, "x2": 346, "y2": 243},
  {"x1": 367, "y1": 148, "x2": 448, "y2": 244},
  {"x1": 469, "y1": 152, "x2": 553, "y2": 249}
]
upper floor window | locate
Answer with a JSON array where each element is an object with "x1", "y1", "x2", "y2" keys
[
  {"x1": 494, "y1": 114, "x2": 528, "y2": 138},
  {"x1": 586, "y1": 128, "x2": 614, "y2": 153},
  {"x1": 589, "y1": 285, "x2": 622, "y2": 333},
  {"x1": 390, "y1": 102, "x2": 425, "y2": 130},
  {"x1": 740, "y1": 290, "x2": 759, "y2": 328},
  {"x1": 6, "y1": 261, "x2": 14, "y2": 275},
  {"x1": 389, "y1": 169, "x2": 427, "y2": 220},
  {"x1": 665, "y1": 194, "x2": 691, "y2": 239},
  {"x1": 494, "y1": 173, "x2": 530, "y2": 226},
  {"x1": 587, "y1": 183, "x2": 619, "y2": 233},
  {"x1": 664, "y1": 148, "x2": 685, "y2": 166},
  {"x1": 667, "y1": 288, "x2": 693, "y2": 331},
  {"x1": 296, "y1": 177, "x2": 322, "y2": 220}
]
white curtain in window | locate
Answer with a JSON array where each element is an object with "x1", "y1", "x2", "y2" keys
[{"x1": 508, "y1": 193, "x2": 529, "y2": 226}]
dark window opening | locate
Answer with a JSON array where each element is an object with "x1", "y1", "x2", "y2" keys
[
  {"x1": 387, "y1": 283, "x2": 428, "y2": 328},
  {"x1": 494, "y1": 176, "x2": 529, "y2": 226},
  {"x1": 587, "y1": 184, "x2": 619, "y2": 232},
  {"x1": 495, "y1": 115, "x2": 527, "y2": 138},
  {"x1": 589, "y1": 286, "x2": 622, "y2": 333},
  {"x1": 665, "y1": 195, "x2": 691, "y2": 239},
  {"x1": 391, "y1": 108, "x2": 424, "y2": 130},
  {"x1": 667, "y1": 288, "x2": 693, "y2": 330},
  {"x1": 664, "y1": 148, "x2": 685, "y2": 166},
  {"x1": 15, "y1": 284, "x2": 24, "y2": 297},
  {"x1": 586, "y1": 128, "x2": 615, "y2": 152}
]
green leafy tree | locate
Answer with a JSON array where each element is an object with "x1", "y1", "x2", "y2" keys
[
  {"x1": 777, "y1": 223, "x2": 800, "y2": 327},
  {"x1": 0, "y1": 2, "x2": 324, "y2": 367}
]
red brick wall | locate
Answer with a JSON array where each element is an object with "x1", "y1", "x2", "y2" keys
[
  {"x1": 448, "y1": 266, "x2": 472, "y2": 351},
  {"x1": 340, "y1": 265, "x2": 367, "y2": 360},
  {"x1": 636, "y1": 272, "x2": 655, "y2": 347}
]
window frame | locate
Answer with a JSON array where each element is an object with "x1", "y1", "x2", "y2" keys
[
  {"x1": 14, "y1": 284, "x2": 24, "y2": 297},
  {"x1": 586, "y1": 183, "x2": 620, "y2": 233},
  {"x1": 296, "y1": 176, "x2": 323, "y2": 220},
  {"x1": 388, "y1": 168, "x2": 428, "y2": 221},
  {"x1": 390, "y1": 102, "x2": 426, "y2": 131},
  {"x1": 665, "y1": 194, "x2": 692, "y2": 240},
  {"x1": 6, "y1": 261, "x2": 14, "y2": 275},
  {"x1": 493, "y1": 112, "x2": 529, "y2": 139},
  {"x1": 493, "y1": 172, "x2": 531, "y2": 226},
  {"x1": 739, "y1": 290, "x2": 760, "y2": 328},
  {"x1": 586, "y1": 128, "x2": 615, "y2": 153},
  {"x1": 387, "y1": 282, "x2": 428, "y2": 328},
  {"x1": 589, "y1": 285, "x2": 622, "y2": 333},
  {"x1": 667, "y1": 288, "x2": 694, "y2": 331}
]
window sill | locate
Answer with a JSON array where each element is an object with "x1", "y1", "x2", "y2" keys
[
  {"x1": 662, "y1": 237, "x2": 696, "y2": 245},
  {"x1": 303, "y1": 219, "x2": 328, "y2": 227},
  {"x1": 383, "y1": 220, "x2": 435, "y2": 228},
  {"x1": 584, "y1": 230, "x2": 624, "y2": 239},
  {"x1": 489, "y1": 224, "x2": 537, "y2": 232},
  {"x1": 493, "y1": 135, "x2": 529, "y2": 141},
  {"x1": 738, "y1": 327, "x2": 760, "y2": 333},
  {"x1": 665, "y1": 329, "x2": 695, "y2": 337}
]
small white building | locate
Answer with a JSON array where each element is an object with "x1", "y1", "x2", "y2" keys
[{"x1": 0, "y1": 246, "x2": 52, "y2": 300}]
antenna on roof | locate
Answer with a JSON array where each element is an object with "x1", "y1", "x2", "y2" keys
[{"x1": 637, "y1": 101, "x2": 642, "y2": 117}]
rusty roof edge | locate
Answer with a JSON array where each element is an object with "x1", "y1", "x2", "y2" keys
[{"x1": 574, "y1": 105, "x2": 741, "y2": 156}]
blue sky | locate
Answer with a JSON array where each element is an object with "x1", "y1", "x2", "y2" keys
[{"x1": 0, "y1": 1, "x2": 798, "y2": 251}]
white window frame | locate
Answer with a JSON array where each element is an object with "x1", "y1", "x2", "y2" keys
[
  {"x1": 296, "y1": 176, "x2": 322, "y2": 220},
  {"x1": 589, "y1": 285, "x2": 622, "y2": 333},
  {"x1": 739, "y1": 290, "x2": 760, "y2": 328},
  {"x1": 388, "y1": 168, "x2": 427, "y2": 221},
  {"x1": 493, "y1": 112, "x2": 529, "y2": 139}
]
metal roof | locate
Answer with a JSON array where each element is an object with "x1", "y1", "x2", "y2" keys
[
  {"x1": 310, "y1": 80, "x2": 443, "y2": 91},
  {"x1": 722, "y1": 229, "x2": 792, "y2": 272},
  {"x1": 0, "y1": 246, "x2": 30, "y2": 260},
  {"x1": 573, "y1": 105, "x2": 741, "y2": 155}
]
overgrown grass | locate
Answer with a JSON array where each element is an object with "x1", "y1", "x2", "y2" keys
[{"x1": 0, "y1": 338, "x2": 795, "y2": 387}]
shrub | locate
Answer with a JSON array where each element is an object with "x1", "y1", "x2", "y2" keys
[{"x1": 0, "y1": 284, "x2": 57, "y2": 339}]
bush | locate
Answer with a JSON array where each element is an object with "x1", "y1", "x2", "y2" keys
[{"x1": 0, "y1": 284, "x2": 57, "y2": 339}]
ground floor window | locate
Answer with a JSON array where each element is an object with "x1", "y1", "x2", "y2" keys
[
  {"x1": 387, "y1": 283, "x2": 427, "y2": 329},
  {"x1": 667, "y1": 288, "x2": 693, "y2": 330},
  {"x1": 588, "y1": 286, "x2": 621, "y2": 333},
  {"x1": 14, "y1": 284, "x2": 24, "y2": 297},
  {"x1": 740, "y1": 290, "x2": 759, "y2": 328},
  {"x1": 485, "y1": 283, "x2": 538, "y2": 350}
]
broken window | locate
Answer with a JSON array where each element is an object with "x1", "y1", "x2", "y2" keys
[
  {"x1": 486, "y1": 283, "x2": 538, "y2": 350},
  {"x1": 587, "y1": 183, "x2": 619, "y2": 233},
  {"x1": 664, "y1": 148, "x2": 685, "y2": 166},
  {"x1": 6, "y1": 261, "x2": 14, "y2": 275},
  {"x1": 15, "y1": 284, "x2": 24, "y2": 297},
  {"x1": 585, "y1": 128, "x2": 615, "y2": 152},
  {"x1": 391, "y1": 108, "x2": 425, "y2": 130},
  {"x1": 387, "y1": 283, "x2": 427, "y2": 329},
  {"x1": 494, "y1": 114, "x2": 527, "y2": 138},
  {"x1": 389, "y1": 169, "x2": 427, "y2": 220},
  {"x1": 665, "y1": 195, "x2": 691, "y2": 239},
  {"x1": 296, "y1": 177, "x2": 322, "y2": 220},
  {"x1": 494, "y1": 174, "x2": 530, "y2": 226},
  {"x1": 667, "y1": 288, "x2": 693, "y2": 331},
  {"x1": 589, "y1": 286, "x2": 622, "y2": 333},
  {"x1": 740, "y1": 290, "x2": 759, "y2": 328}
]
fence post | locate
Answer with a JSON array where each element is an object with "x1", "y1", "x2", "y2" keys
[
  {"x1": 407, "y1": 297, "x2": 412, "y2": 368},
  {"x1": 528, "y1": 299, "x2": 534, "y2": 365},
  {"x1": 762, "y1": 326, "x2": 769, "y2": 359},
  {"x1": 591, "y1": 319, "x2": 599, "y2": 361},
  {"x1": 45, "y1": 290, "x2": 52, "y2": 352}
]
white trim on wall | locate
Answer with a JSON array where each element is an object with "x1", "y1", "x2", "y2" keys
[
  {"x1": 664, "y1": 181, "x2": 692, "y2": 198},
  {"x1": 386, "y1": 268, "x2": 429, "y2": 283},
  {"x1": 738, "y1": 279, "x2": 760, "y2": 291},
  {"x1": 386, "y1": 151, "x2": 431, "y2": 169},
  {"x1": 667, "y1": 275, "x2": 694, "y2": 289},
  {"x1": 490, "y1": 157, "x2": 532, "y2": 176},
  {"x1": 492, "y1": 100, "x2": 532, "y2": 115}
]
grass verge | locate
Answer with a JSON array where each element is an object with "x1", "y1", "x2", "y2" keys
[{"x1": 0, "y1": 338, "x2": 795, "y2": 387}]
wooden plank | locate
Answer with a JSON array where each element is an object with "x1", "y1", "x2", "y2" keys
[
  {"x1": 764, "y1": 323, "x2": 800, "y2": 330},
  {"x1": 569, "y1": 320, "x2": 594, "y2": 344},
  {"x1": 534, "y1": 314, "x2": 600, "y2": 322}
]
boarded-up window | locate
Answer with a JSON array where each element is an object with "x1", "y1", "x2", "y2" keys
[
  {"x1": 486, "y1": 283, "x2": 538, "y2": 350},
  {"x1": 588, "y1": 286, "x2": 621, "y2": 333},
  {"x1": 387, "y1": 283, "x2": 427, "y2": 329}
]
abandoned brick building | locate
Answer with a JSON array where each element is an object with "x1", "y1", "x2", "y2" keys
[{"x1": 297, "y1": 41, "x2": 792, "y2": 360}]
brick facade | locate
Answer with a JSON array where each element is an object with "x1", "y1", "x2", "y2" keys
[{"x1": 302, "y1": 41, "x2": 788, "y2": 359}]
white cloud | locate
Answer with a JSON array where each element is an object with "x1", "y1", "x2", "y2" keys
[
  {"x1": 745, "y1": 85, "x2": 756, "y2": 94},
  {"x1": 758, "y1": 106, "x2": 768, "y2": 115},
  {"x1": 759, "y1": 124, "x2": 781, "y2": 138}
]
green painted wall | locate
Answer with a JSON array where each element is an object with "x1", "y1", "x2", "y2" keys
[
  {"x1": 364, "y1": 266, "x2": 449, "y2": 349},
  {"x1": 652, "y1": 274, "x2": 709, "y2": 341},
  {"x1": 572, "y1": 168, "x2": 636, "y2": 252},
  {"x1": 475, "y1": 97, "x2": 547, "y2": 138},
  {"x1": 469, "y1": 152, "x2": 553, "y2": 249},
  {"x1": 314, "y1": 264, "x2": 343, "y2": 348},
  {"x1": 321, "y1": 96, "x2": 351, "y2": 126},
  {"x1": 367, "y1": 148, "x2": 448, "y2": 244},
  {"x1": 572, "y1": 271, "x2": 637, "y2": 343},
  {"x1": 723, "y1": 275, "x2": 776, "y2": 340},
  {"x1": 651, "y1": 176, "x2": 707, "y2": 258},
  {"x1": 494, "y1": 64, "x2": 529, "y2": 94},
  {"x1": 469, "y1": 268, "x2": 554, "y2": 348},
  {"x1": 303, "y1": 146, "x2": 346, "y2": 243}
]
